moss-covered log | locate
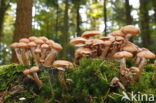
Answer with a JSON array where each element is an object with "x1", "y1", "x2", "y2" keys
[{"x1": 0, "y1": 59, "x2": 156, "y2": 103}]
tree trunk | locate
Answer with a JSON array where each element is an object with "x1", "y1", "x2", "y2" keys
[
  {"x1": 103, "y1": 0, "x2": 107, "y2": 36},
  {"x1": 0, "y1": 0, "x2": 9, "y2": 42},
  {"x1": 139, "y1": 0, "x2": 151, "y2": 48},
  {"x1": 12, "y1": 0, "x2": 32, "y2": 62},
  {"x1": 125, "y1": 0, "x2": 133, "y2": 24},
  {"x1": 55, "y1": 1, "x2": 59, "y2": 38},
  {"x1": 152, "y1": 0, "x2": 156, "y2": 23},
  {"x1": 76, "y1": 1, "x2": 81, "y2": 37}
]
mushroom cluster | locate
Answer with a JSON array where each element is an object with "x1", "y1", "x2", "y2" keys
[
  {"x1": 10, "y1": 36, "x2": 63, "y2": 67},
  {"x1": 70, "y1": 25, "x2": 156, "y2": 90}
]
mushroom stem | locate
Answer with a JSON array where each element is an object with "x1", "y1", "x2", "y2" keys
[
  {"x1": 120, "y1": 58, "x2": 127, "y2": 74},
  {"x1": 135, "y1": 56, "x2": 141, "y2": 66},
  {"x1": 27, "y1": 74, "x2": 34, "y2": 80},
  {"x1": 117, "y1": 82, "x2": 126, "y2": 91},
  {"x1": 100, "y1": 46, "x2": 110, "y2": 59},
  {"x1": 14, "y1": 48, "x2": 24, "y2": 64},
  {"x1": 138, "y1": 57, "x2": 147, "y2": 71},
  {"x1": 32, "y1": 72, "x2": 43, "y2": 88}
]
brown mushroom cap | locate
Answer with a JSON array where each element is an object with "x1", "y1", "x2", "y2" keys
[
  {"x1": 23, "y1": 69, "x2": 31, "y2": 75},
  {"x1": 99, "y1": 37, "x2": 110, "y2": 41},
  {"x1": 103, "y1": 40, "x2": 112, "y2": 46},
  {"x1": 115, "y1": 36, "x2": 124, "y2": 42},
  {"x1": 120, "y1": 25, "x2": 140, "y2": 35},
  {"x1": 51, "y1": 42, "x2": 63, "y2": 51},
  {"x1": 35, "y1": 48, "x2": 41, "y2": 53},
  {"x1": 41, "y1": 44, "x2": 49, "y2": 49},
  {"x1": 130, "y1": 67, "x2": 140, "y2": 72},
  {"x1": 111, "y1": 30, "x2": 125, "y2": 37},
  {"x1": 28, "y1": 42, "x2": 37, "y2": 47},
  {"x1": 113, "y1": 51, "x2": 133, "y2": 59},
  {"x1": 34, "y1": 39, "x2": 44, "y2": 45},
  {"x1": 39, "y1": 36, "x2": 48, "y2": 42},
  {"x1": 17, "y1": 43, "x2": 28, "y2": 48},
  {"x1": 122, "y1": 42, "x2": 138, "y2": 52},
  {"x1": 19, "y1": 38, "x2": 30, "y2": 43},
  {"x1": 45, "y1": 40, "x2": 55, "y2": 47},
  {"x1": 70, "y1": 37, "x2": 87, "y2": 46},
  {"x1": 10, "y1": 42, "x2": 19, "y2": 48},
  {"x1": 92, "y1": 39, "x2": 105, "y2": 46},
  {"x1": 30, "y1": 67, "x2": 40, "y2": 73},
  {"x1": 81, "y1": 30, "x2": 102, "y2": 39},
  {"x1": 75, "y1": 47, "x2": 92, "y2": 56},
  {"x1": 29, "y1": 36, "x2": 38, "y2": 41},
  {"x1": 137, "y1": 50, "x2": 155, "y2": 59},
  {"x1": 52, "y1": 60, "x2": 74, "y2": 68}
]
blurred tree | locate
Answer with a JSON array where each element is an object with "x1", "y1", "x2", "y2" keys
[
  {"x1": 12, "y1": 0, "x2": 32, "y2": 62},
  {"x1": 125, "y1": 0, "x2": 133, "y2": 25},
  {"x1": 0, "y1": 0, "x2": 10, "y2": 42},
  {"x1": 103, "y1": 0, "x2": 107, "y2": 35},
  {"x1": 152, "y1": 0, "x2": 156, "y2": 23},
  {"x1": 139, "y1": 0, "x2": 151, "y2": 48}
]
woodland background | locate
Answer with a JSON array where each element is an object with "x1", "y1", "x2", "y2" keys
[{"x1": 0, "y1": 0, "x2": 156, "y2": 65}]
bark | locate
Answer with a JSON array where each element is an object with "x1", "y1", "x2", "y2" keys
[
  {"x1": 12, "y1": 0, "x2": 32, "y2": 62},
  {"x1": 139, "y1": 0, "x2": 151, "y2": 48},
  {"x1": 76, "y1": 1, "x2": 81, "y2": 36},
  {"x1": 125, "y1": 0, "x2": 133, "y2": 24},
  {"x1": 103, "y1": 0, "x2": 107, "y2": 36},
  {"x1": 152, "y1": 0, "x2": 156, "y2": 23}
]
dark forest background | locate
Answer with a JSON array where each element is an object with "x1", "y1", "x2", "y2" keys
[{"x1": 0, "y1": 0, "x2": 156, "y2": 65}]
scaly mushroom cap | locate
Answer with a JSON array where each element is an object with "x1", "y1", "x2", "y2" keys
[
  {"x1": 103, "y1": 40, "x2": 112, "y2": 46},
  {"x1": 52, "y1": 60, "x2": 74, "y2": 68},
  {"x1": 75, "y1": 47, "x2": 92, "y2": 56},
  {"x1": 137, "y1": 50, "x2": 155, "y2": 59},
  {"x1": 39, "y1": 36, "x2": 48, "y2": 42},
  {"x1": 17, "y1": 43, "x2": 28, "y2": 48},
  {"x1": 107, "y1": 36, "x2": 115, "y2": 42},
  {"x1": 92, "y1": 39, "x2": 105, "y2": 46},
  {"x1": 23, "y1": 69, "x2": 31, "y2": 75},
  {"x1": 111, "y1": 30, "x2": 125, "y2": 37},
  {"x1": 34, "y1": 39, "x2": 44, "y2": 45},
  {"x1": 45, "y1": 40, "x2": 55, "y2": 47},
  {"x1": 70, "y1": 37, "x2": 87, "y2": 46},
  {"x1": 35, "y1": 48, "x2": 41, "y2": 53},
  {"x1": 113, "y1": 51, "x2": 133, "y2": 59},
  {"x1": 10, "y1": 42, "x2": 19, "y2": 48},
  {"x1": 28, "y1": 42, "x2": 37, "y2": 47},
  {"x1": 30, "y1": 66, "x2": 40, "y2": 73},
  {"x1": 122, "y1": 42, "x2": 138, "y2": 52},
  {"x1": 41, "y1": 44, "x2": 49, "y2": 49},
  {"x1": 19, "y1": 38, "x2": 30, "y2": 43},
  {"x1": 51, "y1": 42, "x2": 63, "y2": 51},
  {"x1": 115, "y1": 36, "x2": 124, "y2": 42},
  {"x1": 120, "y1": 25, "x2": 140, "y2": 35},
  {"x1": 81, "y1": 30, "x2": 102, "y2": 39},
  {"x1": 29, "y1": 36, "x2": 38, "y2": 41}
]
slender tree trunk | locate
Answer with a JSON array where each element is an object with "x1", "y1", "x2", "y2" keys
[
  {"x1": 152, "y1": 0, "x2": 156, "y2": 23},
  {"x1": 55, "y1": 1, "x2": 59, "y2": 38},
  {"x1": 12, "y1": 0, "x2": 32, "y2": 62},
  {"x1": 103, "y1": 0, "x2": 107, "y2": 36},
  {"x1": 139, "y1": 0, "x2": 151, "y2": 48},
  {"x1": 61, "y1": 0, "x2": 69, "y2": 59},
  {"x1": 125, "y1": 0, "x2": 133, "y2": 24},
  {"x1": 76, "y1": 1, "x2": 81, "y2": 36},
  {"x1": 0, "y1": 0, "x2": 9, "y2": 42}
]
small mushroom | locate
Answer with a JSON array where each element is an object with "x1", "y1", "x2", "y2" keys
[
  {"x1": 23, "y1": 69, "x2": 34, "y2": 80},
  {"x1": 120, "y1": 25, "x2": 140, "y2": 40},
  {"x1": 70, "y1": 37, "x2": 87, "y2": 47},
  {"x1": 110, "y1": 77, "x2": 126, "y2": 91},
  {"x1": 121, "y1": 41, "x2": 138, "y2": 53},
  {"x1": 111, "y1": 30, "x2": 125, "y2": 37},
  {"x1": 30, "y1": 67, "x2": 42, "y2": 88},
  {"x1": 34, "y1": 48, "x2": 42, "y2": 66},
  {"x1": 40, "y1": 43, "x2": 49, "y2": 60},
  {"x1": 113, "y1": 51, "x2": 133, "y2": 75},
  {"x1": 29, "y1": 36, "x2": 38, "y2": 41},
  {"x1": 81, "y1": 30, "x2": 102, "y2": 39},
  {"x1": 34, "y1": 38, "x2": 44, "y2": 49}
]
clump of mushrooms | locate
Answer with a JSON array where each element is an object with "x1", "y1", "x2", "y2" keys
[{"x1": 70, "y1": 25, "x2": 156, "y2": 90}]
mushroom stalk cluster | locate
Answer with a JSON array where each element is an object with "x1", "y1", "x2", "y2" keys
[
  {"x1": 70, "y1": 25, "x2": 156, "y2": 90},
  {"x1": 10, "y1": 36, "x2": 63, "y2": 67}
]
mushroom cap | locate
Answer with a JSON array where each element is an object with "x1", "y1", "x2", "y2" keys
[
  {"x1": 34, "y1": 39, "x2": 44, "y2": 44},
  {"x1": 29, "y1": 36, "x2": 38, "y2": 41},
  {"x1": 10, "y1": 42, "x2": 19, "y2": 48},
  {"x1": 70, "y1": 37, "x2": 87, "y2": 46},
  {"x1": 39, "y1": 36, "x2": 48, "y2": 42},
  {"x1": 41, "y1": 44, "x2": 49, "y2": 49},
  {"x1": 19, "y1": 38, "x2": 30, "y2": 43},
  {"x1": 115, "y1": 36, "x2": 124, "y2": 42},
  {"x1": 120, "y1": 25, "x2": 140, "y2": 35},
  {"x1": 137, "y1": 50, "x2": 155, "y2": 59},
  {"x1": 107, "y1": 36, "x2": 115, "y2": 42},
  {"x1": 122, "y1": 42, "x2": 138, "y2": 52},
  {"x1": 92, "y1": 39, "x2": 105, "y2": 46},
  {"x1": 52, "y1": 60, "x2": 74, "y2": 68},
  {"x1": 111, "y1": 30, "x2": 125, "y2": 37},
  {"x1": 45, "y1": 40, "x2": 55, "y2": 47},
  {"x1": 75, "y1": 47, "x2": 92, "y2": 56},
  {"x1": 81, "y1": 30, "x2": 102, "y2": 39},
  {"x1": 23, "y1": 69, "x2": 30, "y2": 75},
  {"x1": 113, "y1": 51, "x2": 133, "y2": 59},
  {"x1": 130, "y1": 67, "x2": 140, "y2": 72},
  {"x1": 51, "y1": 42, "x2": 63, "y2": 51},
  {"x1": 28, "y1": 42, "x2": 37, "y2": 47},
  {"x1": 103, "y1": 40, "x2": 112, "y2": 46},
  {"x1": 99, "y1": 37, "x2": 110, "y2": 41},
  {"x1": 35, "y1": 48, "x2": 41, "y2": 53},
  {"x1": 30, "y1": 67, "x2": 40, "y2": 73},
  {"x1": 17, "y1": 43, "x2": 28, "y2": 48}
]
